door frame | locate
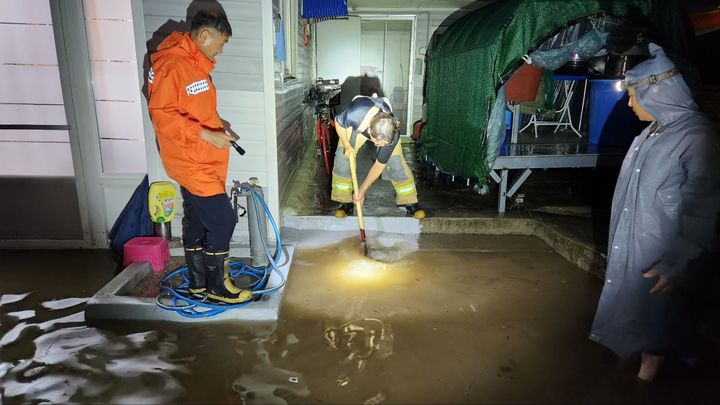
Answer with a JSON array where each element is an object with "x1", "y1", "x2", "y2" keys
[
  {"x1": 51, "y1": 0, "x2": 110, "y2": 249},
  {"x1": 358, "y1": 14, "x2": 417, "y2": 136}
]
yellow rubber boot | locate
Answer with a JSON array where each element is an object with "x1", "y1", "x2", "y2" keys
[
  {"x1": 334, "y1": 203, "x2": 354, "y2": 218},
  {"x1": 204, "y1": 251, "x2": 254, "y2": 304},
  {"x1": 406, "y1": 204, "x2": 426, "y2": 219}
]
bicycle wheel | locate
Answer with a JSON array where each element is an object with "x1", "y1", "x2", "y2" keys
[{"x1": 319, "y1": 120, "x2": 331, "y2": 176}]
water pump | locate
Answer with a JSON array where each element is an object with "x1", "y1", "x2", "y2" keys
[{"x1": 231, "y1": 177, "x2": 269, "y2": 267}]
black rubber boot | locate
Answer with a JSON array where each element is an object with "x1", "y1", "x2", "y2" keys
[
  {"x1": 204, "y1": 250, "x2": 253, "y2": 304},
  {"x1": 184, "y1": 246, "x2": 206, "y2": 294}
]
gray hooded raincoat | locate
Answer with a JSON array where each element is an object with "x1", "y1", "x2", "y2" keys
[{"x1": 589, "y1": 44, "x2": 720, "y2": 359}]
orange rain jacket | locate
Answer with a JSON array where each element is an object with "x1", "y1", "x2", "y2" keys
[{"x1": 148, "y1": 32, "x2": 228, "y2": 197}]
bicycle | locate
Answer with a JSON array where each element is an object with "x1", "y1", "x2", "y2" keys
[{"x1": 310, "y1": 84, "x2": 340, "y2": 177}]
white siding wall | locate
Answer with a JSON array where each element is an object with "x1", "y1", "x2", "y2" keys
[
  {"x1": 1, "y1": 0, "x2": 149, "y2": 246},
  {"x1": 0, "y1": 0, "x2": 73, "y2": 176},
  {"x1": 137, "y1": 0, "x2": 278, "y2": 244},
  {"x1": 295, "y1": 14, "x2": 314, "y2": 83},
  {"x1": 81, "y1": 0, "x2": 147, "y2": 242},
  {"x1": 273, "y1": 0, "x2": 315, "y2": 206},
  {"x1": 275, "y1": 85, "x2": 314, "y2": 205},
  {"x1": 84, "y1": 0, "x2": 147, "y2": 175}
]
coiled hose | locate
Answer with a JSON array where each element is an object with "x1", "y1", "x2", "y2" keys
[{"x1": 155, "y1": 187, "x2": 285, "y2": 318}]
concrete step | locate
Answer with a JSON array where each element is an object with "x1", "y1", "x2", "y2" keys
[
  {"x1": 282, "y1": 214, "x2": 606, "y2": 278},
  {"x1": 85, "y1": 246, "x2": 295, "y2": 324}
]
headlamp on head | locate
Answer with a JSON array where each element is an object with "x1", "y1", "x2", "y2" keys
[
  {"x1": 622, "y1": 67, "x2": 679, "y2": 91},
  {"x1": 615, "y1": 80, "x2": 627, "y2": 92}
]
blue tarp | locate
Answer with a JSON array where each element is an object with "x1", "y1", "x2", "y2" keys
[{"x1": 302, "y1": 0, "x2": 347, "y2": 19}]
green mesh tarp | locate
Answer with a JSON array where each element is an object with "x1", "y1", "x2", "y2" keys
[{"x1": 420, "y1": 0, "x2": 692, "y2": 180}]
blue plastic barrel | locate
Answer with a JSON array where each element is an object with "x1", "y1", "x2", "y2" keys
[
  {"x1": 504, "y1": 109, "x2": 512, "y2": 134},
  {"x1": 496, "y1": 109, "x2": 513, "y2": 152},
  {"x1": 588, "y1": 79, "x2": 637, "y2": 145}
]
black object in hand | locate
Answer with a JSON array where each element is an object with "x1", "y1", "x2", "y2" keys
[{"x1": 230, "y1": 141, "x2": 245, "y2": 155}]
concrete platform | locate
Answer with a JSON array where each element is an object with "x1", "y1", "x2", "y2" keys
[
  {"x1": 283, "y1": 215, "x2": 420, "y2": 234},
  {"x1": 283, "y1": 215, "x2": 605, "y2": 278},
  {"x1": 85, "y1": 246, "x2": 294, "y2": 323}
]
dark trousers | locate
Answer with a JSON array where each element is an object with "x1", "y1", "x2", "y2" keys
[{"x1": 180, "y1": 187, "x2": 236, "y2": 252}]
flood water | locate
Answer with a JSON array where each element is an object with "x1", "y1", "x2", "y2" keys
[{"x1": 1, "y1": 235, "x2": 717, "y2": 404}]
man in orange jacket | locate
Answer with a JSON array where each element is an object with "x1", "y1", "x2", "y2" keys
[{"x1": 148, "y1": 9, "x2": 246, "y2": 304}]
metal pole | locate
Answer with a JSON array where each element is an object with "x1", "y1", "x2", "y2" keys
[
  {"x1": 499, "y1": 169, "x2": 508, "y2": 215},
  {"x1": 578, "y1": 78, "x2": 588, "y2": 134}
]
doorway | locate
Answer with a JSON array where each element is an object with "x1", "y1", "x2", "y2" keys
[
  {"x1": 316, "y1": 16, "x2": 415, "y2": 135},
  {"x1": 360, "y1": 19, "x2": 413, "y2": 134}
]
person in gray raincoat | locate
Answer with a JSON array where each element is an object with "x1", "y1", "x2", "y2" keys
[{"x1": 589, "y1": 43, "x2": 720, "y2": 381}]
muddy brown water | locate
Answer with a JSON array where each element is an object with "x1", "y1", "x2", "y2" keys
[{"x1": 0, "y1": 236, "x2": 717, "y2": 404}]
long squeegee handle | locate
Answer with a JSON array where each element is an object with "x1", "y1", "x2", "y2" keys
[{"x1": 348, "y1": 155, "x2": 366, "y2": 237}]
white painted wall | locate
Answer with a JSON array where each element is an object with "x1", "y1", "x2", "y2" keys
[
  {"x1": 273, "y1": 0, "x2": 316, "y2": 207},
  {"x1": 315, "y1": 10, "x2": 460, "y2": 134},
  {"x1": 316, "y1": 17, "x2": 362, "y2": 85}
]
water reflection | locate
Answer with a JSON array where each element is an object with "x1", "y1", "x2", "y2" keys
[
  {"x1": 0, "y1": 294, "x2": 187, "y2": 403},
  {"x1": 6, "y1": 310, "x2": 35, "y2": 321},
  {"x1": 228, "y1": 326, "x2": 310, "y2": 405},
  {"x1": 41, "y1": 297, "x2": 90, "y2": 310},
  {"x1": 232, "y1": 340, "x2": 310, "y2": 405},
  {"x1": 323, "y1": 317, "x2": 393, "y2": 388},
  {"x1": 0, "y1": 293, "x2": 31, "y2": 306},
  {"x1": 3, "y1": 234, "x2": 709, "y2": 404}
]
